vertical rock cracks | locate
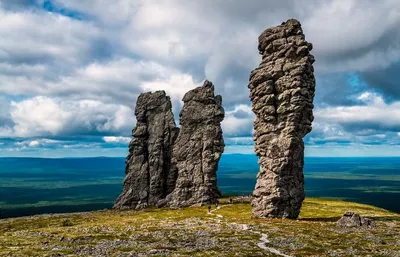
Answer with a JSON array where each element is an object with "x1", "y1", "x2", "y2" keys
[
  {"x1": 249, "y1": 19, "x2": 316, "y2": 219},
  {"x1": 114, "y1": 91, "x2": 179, "y2": 209},
  {"x1": 115, "y1": 19, "x2": 314, "y2": 215},
  {"x1": 114, "y1": 80, "x2": 225, "y2": 209},
  {"x1": 165, "y1": 80, "x2": 225, "y2": 208}
]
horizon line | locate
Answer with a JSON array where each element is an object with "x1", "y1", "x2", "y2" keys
[{"x1": 2, "y1": 154, "x2": 400, "y2": 159}]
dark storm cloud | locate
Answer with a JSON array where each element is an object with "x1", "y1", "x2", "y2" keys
[
  {"x1": 314, "y1": 73, "x2": 368, "y2": 107},
  {"x1": 336, "y1": 122, "x2": 400, "y2": 134},
  {"x1": 360, "y1": 61, "x2": 400, "y2": 102}
]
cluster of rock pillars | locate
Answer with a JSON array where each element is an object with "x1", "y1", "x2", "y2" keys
[{"x1": 114, "y1": 19, "x2": 316, "y2": 219}]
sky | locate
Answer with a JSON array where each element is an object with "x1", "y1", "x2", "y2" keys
[{"x1": 1, "y1": 0, "x2": 400, "y2": 157}]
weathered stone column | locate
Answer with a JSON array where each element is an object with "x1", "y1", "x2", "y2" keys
[
  {"x1": 164, "y1": 80, "x2": 225, "y2": 208},
  {"x1": 114, "y1": 91, "x2": 179, "y2": 209},
  {"x1": 249, "y1": 19, "x2": 315, "y2": 219}
]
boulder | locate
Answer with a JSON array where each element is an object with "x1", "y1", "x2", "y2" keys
[{"x1": 337, "y1": 211, "x2": 375, "y2": 228}]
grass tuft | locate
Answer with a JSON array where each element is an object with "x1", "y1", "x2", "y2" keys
[{"x1": 0, "y1": 197, "x2": 398, "y2": 256}]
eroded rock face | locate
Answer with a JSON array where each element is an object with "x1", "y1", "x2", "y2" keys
[
  {"x1": 164, "y1": 80, "x2": 225, "y2": 208},
  {"x1": 249, "y1": 19, "x2": 315, "y2": 219},
  {"x1": 114, "y1": 91, "x2": 179, "y2": 209},
  {"x1": 337, "y1": 211, "x2": 375, "y2": 228}
]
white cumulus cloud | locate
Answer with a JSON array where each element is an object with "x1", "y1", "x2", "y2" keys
[
  {"x1": 4, "y1": 96, "x2": 134, "y2": 137},
  {"x1": 28, "y1": 140, "x2": 39, "y2": 147},
  {"x1": 103, "y1": 136, "x2": 131, "y2": 144}
]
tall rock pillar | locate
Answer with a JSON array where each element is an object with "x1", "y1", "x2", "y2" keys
[
  {"x1": 249, "y1": 19, "x2": 315, "y2": 219},
  {"x1": 114, "y1": 91, "x2": 179, "y2": 209},
  {"x1": 164, "y1": 80, "x2": 225, "y2": 208}
]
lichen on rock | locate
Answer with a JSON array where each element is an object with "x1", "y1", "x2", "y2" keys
[
  {"x1": 249, "y1": 19, "x2": 316, "y2": 219},
  {"x1": 114, "y1": 91, "x2": 179, "y2": 209},
  {"x1": 115, "y1": 80, "x2": 224, "y2": 210},
  {"x1": 337, "y1": 211, "x2": 375, "y2": 228},
  {"x1": 164, "y1": 80, "x2": 225, "y2": 208}
]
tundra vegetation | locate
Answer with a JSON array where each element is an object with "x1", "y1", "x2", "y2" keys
[{"x1": 1, "y1": 198, "x2": 399, "y2": 256}]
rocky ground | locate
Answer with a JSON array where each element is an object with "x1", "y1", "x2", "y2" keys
[{"x1": 0, "y1": 198, "x2": 399, "y2": 257}]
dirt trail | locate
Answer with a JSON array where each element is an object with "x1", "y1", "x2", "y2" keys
[
  {"x1": 255, "y1": 232, "x2": 293, "y2": 257},
  {"x1": 208, "y1": 204, "x2": 293, "y2": 257}
]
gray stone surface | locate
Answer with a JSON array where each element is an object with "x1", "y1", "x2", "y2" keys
[
  {"x1": 163, "y1": 80, "x2": 225, "y2": 208},
  {"x1": 337, "y1": 211, "x2": 375, "y2": 228},
  {"x1": 114, "y1": 91, "x2": 179, "y2": 209},
  {"x1": 249, "y1": 19, "x2": 315, "y2": 219}
]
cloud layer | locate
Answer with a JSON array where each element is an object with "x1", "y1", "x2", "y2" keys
[{"x1": 1, "y1": 0, "x2": 400, "y2": 156}]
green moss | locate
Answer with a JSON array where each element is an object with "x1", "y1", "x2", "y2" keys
[
  {"x1": 61, "y1": 219, "x2": 73, "y2": 227},
  {"x1": 0, "y1": 197, "x2": 399, "y2": 256}
]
